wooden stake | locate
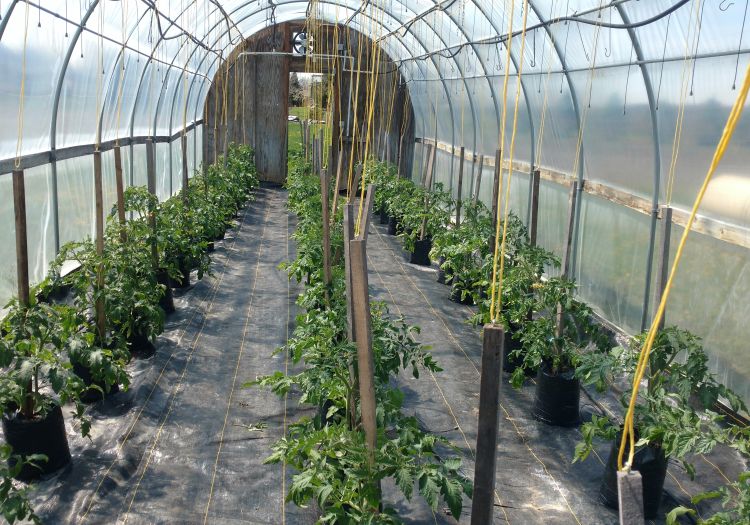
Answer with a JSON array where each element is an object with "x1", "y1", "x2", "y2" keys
[
  {"x1": 114, "y1": 146, "x2": 127, "y2": 242},
  {"x1": 561, "y1": 181, "x2": 579, "y2": 278},
  {"x1": 93, "y1": 151, "x2": 106, "y2": 341},
  {"x1": 655, "y1": 206, "x2": 673, "y2": 331},
  {"x1": 617, "y1": 471, "x2": 644, "y2": 525},
  {"x1": 181, "y1": 133, "x2": 190, "y2": 204},
  {"x1": 556, "y1": 181, "x2": 579, "y2": 338},
  {"x1": 422, "y1": 143, "x2": 435, "y2": 188},
  {"x1": 12, "y1": 170, "x2": 29, "y2": 306},
  {"x1": 349, "y1": 239, "x2": 377, "y2": 460},
  {"x1": 320, "y1": 168, "x2": 332, "y2": 304},
  {"x1": 358, "y1": 184, "x2": 376, "y2": 241},
  {"x1": 146, "y1": 138, "x2": 158, "y2": 267},
  {"x1": 529, "y1": 169, "x2": 541, "y2": 247},
  {"x1": 473, "y1": 154, "x2": 485, "y2": 204},
  {"x1": 455, "y1": 146, "x2": 465, "y2": 227},
  {"x1": 491, "y1": 149, "x2": 502, "y2": 233},
  {"x1": 419, "y1": 148, "x2": 437, "y2": 240},
  {"x1": 330, "y1": 150, "x2": 344, "y2": 222},
  {"x1": 342, "y1": 204, "x2": 358, "y2": 429},
  {"x1": 471, "y1": 324, "x2": 505, "y2": 525},
  {"x1": 351, "y1": 163, "x2": 363, "y2": 200}
]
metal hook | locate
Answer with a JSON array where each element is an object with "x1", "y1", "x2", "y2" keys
[{"x1": 720, "y1": 0, "x2": 735, "y2": 11}]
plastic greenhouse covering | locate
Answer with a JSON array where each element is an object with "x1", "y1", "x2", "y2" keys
[{"x1": 0, "y1": 0, "x2": 749, "y2": 410}]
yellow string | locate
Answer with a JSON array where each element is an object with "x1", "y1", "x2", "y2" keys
[
  {"x1": 488, "y1": 0, "x2": 517, "y2": 323},
  {"x1": 493, "y1": 0, "x2": 531, "y2": 319},
  {"x1": 618, "y1": 62, "x2": 750, "y2": 471},
  {"x1": 356, "y1": 3, "x2": 386, "y2": 234},
  {"x1": 114, "y1": 0, "x2": 128, "y2": 147},
  {"x1": 666, "y1": 0, "x2": 702, "y2": 205},
  {"x1": 14, "y1": 0, "x2": 30, "y2": 168},
  {"x1": 534, "y1": 0, "x2": 557, "y2": 170},
  {"x1": 95, "y1": 0, "x2": 104, "y2": 151}
]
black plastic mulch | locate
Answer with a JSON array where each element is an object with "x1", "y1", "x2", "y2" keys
[
  {"x1": 26, "y1": 186, "x2": 316, "y2": 525},
  {"x1": 21, "y1": 188, "x2": 748, "y2": 525},
  {"x1": 365, "y1": 219, "x2": 749, "y2": 525}
]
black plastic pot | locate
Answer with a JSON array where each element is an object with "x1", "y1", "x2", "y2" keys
[
  {"x1": 436, "y1": 257, "x2": 447, "y2": 284},
  {"x1": 409, "y1": 237, "x2": 432, "y2": 266},
  {"x1": 207, "y1": 241, "x2": 215, "y2": 253},
  {"x1": 532, "y1": 362, "x2": 580, "y2": 427},
  {"x1": 2, "y1": 404, "x2": 71, "y2": 481},
  {"x1": 214, "y1": 230, "x2": 225, "y2": 242},
  {"x1": 127, "y1": 329, "x2": 156, "y2": 359},
  {"x1": 171, "y1": 258, "x2": 191, "y2": 289},
  {"x1": 387, "y1": 216, "x2": 399, "y2": 235},
  {"x1": 449, "y1": 284, "x2": 474, "y2": 305},
  {"x1": 379, "y1": 207, "x2": 389, "y2": 225},
  {"x1": 72, "y1": 361, "x2": 120, "y2": 404},
  {"x1": 156, "y1": 270, "x2": 176, "y2": 314},
  {"x1": 599, "y1": 431, "x2": 668, "y2": 519}
]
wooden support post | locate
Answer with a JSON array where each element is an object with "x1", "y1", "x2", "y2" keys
[
  {"x1": 655, "y1": 206, "x2": 673, "y2": 330},
  {"x1": 12, "y1": 170, "x2": 29, "y2": 306},
  {"x1": 318, "y1": 129, "x2": 325, "y2": 174},
  {"x1": 13, "y1": 169, "x2": 34, "y2": 417},
  {"x1": 349, "y1": 239, "x2": 378, "y2": 460},
  {"x1": 320, "y1": 168, "x2": 332, "y2": 303},
  {"x1": 343, "y1": 204, "x2": 356, "y2": 341},
  {"x1": 455, "y1": 146, "x2": 465, "y2": 228},
  {"x1": 93, "y1": 151, "x2": 106, "y2": 341},
  {"x1": 474, "y1": 154, "x2": 485, "y2": 204},
  {"x1": 561, "y1": 181, "x2": 579, "y2": 278},
  {"x1": 146, "y1": 139, "x2": 158, "y2": 267},
  {"x1": 358, "y1": 184, "x2": 376, "y2": 241},
  {"x1": 351, "y1": 163, "x2": 363, "y2": 199},
  {"x1": 330, "y1": 150, "x2": 345, "y2": 221},
  {"x1": 114, "y1": 146, "x2": 127, "y2": 242},
  {"x1": 491, "y1": 149, "x2": 502, "y2": 232},
  {"x1": 471, "y1": 324, "x2": 505, "y2": 525},
  {"x1": 617, "y1": 471, "x2": 644, "y2": 525},
  {"x1": 343, "y1": 203, "x2": 358, "y2": 429},
  {"x1": 422, "y1": 143, "x2": 435, "y2": 188},
  {"x1": 529, "y1": 169, "x2": 541, "y2": 247},
  {"x1": 181, "y1": 133, "x2": 190, "y2": 204},
  {"x1": 556, "y1": 181, "x2": 579, "y2": 338},
  {"x1": 419, "y1": 147, "x2": 437, "y2": 240}
]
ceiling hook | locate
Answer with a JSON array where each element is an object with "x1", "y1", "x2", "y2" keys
[{"x1": 720, "y1": 0, "x2": 735, "y2": 10}]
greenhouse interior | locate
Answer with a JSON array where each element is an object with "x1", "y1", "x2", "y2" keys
[{"x1": 0, "y1": 0, "x2": 749, "y2": 523}]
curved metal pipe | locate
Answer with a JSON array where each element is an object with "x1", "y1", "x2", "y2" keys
[{"x1": 615, "y1": 4, "x2": 662, "y2": 331}]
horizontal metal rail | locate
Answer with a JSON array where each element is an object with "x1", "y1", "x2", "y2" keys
[{"x1": 0, "y1": 120, "x2": 203, "y2": 175}]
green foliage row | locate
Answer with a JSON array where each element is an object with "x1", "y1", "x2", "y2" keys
[
  {"x1": 0, "y1": 143, "x2": 258, "y2": 522},
  {"x1": 364, "y1": 160, "x2": 750, "y2": 522},
  {"x1": 248, "y1": 153, "x2": 472, "y2": 523}
]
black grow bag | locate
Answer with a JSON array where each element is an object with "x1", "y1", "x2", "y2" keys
[
  {"x1": 379, "y1": 207, "x2": 389, "y2": 225},
  {"x1": 449, "y1": 284, "x2": 474, "y2": 305},
  {"x1": 2, "y1": 404, "x2": 71, "y2": 481},
  {"x1": 127, "y1": 329, "x2": 156, "y2": 359},
  {"x1": 169, "y1": 258, "x2": 191, "y2": 289},
  {"x1": 409, "y1": 237, "x2": 432, "y2": 266},
  {"x1": 387, "y1": 216, "x2": 399, "y2": 235},
  {"x1": 72, "y1": 361, "x2": 120, "y2": 404},
  {"x1": 599, "y1": 432, "x2": 668, "y2": 519},
  {"x1": 156, "y1": 270, "x2": 176, "y2": 314},
  {"x1": 436, "y1": 257, "x2": 448, "y2": 284},
  {"x1": 532, "y1": 362, "x2": 580, "y2": 427}
]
